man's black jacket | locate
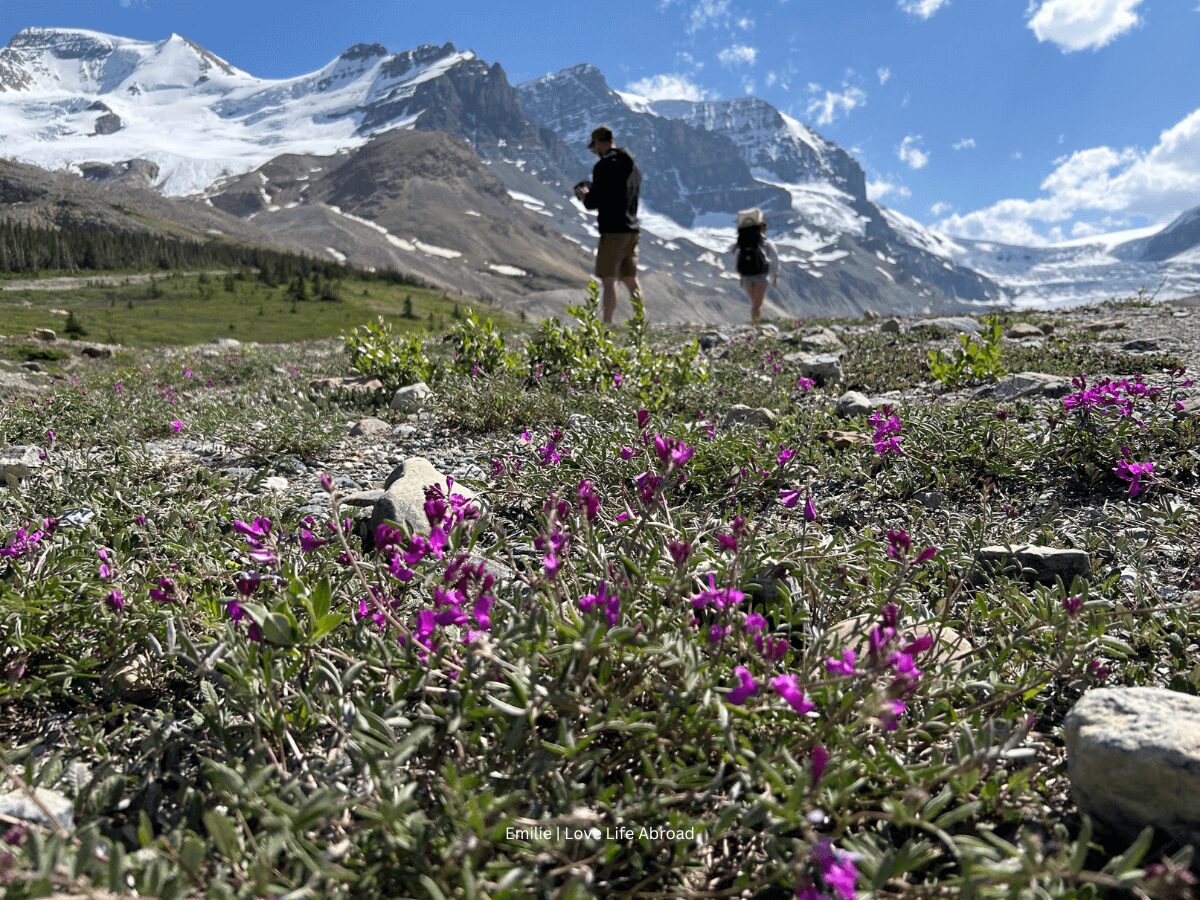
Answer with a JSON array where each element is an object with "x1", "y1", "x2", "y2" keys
[{"x1": 583, "y1": 147, "x2": 641, "y2": 233}]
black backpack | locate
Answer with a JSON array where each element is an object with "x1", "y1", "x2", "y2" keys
[{"x1": 735, "y1": 226, "x2": 768, "y2": 276}]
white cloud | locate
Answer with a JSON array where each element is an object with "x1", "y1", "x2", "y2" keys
[
  {"x1": 952, "y1": 137, "x2": 976, "y2": 151},
  {"x1": 687, "y1": 0, "x2": 732, "y2": 32},
  {"x1": 1027, "y1": 0, "x2": 1144, "y2": 52},
  {"x1": 718, "y1": 44, "x2": 758, "y2": 67},
  {"x1": 805, "y1": 84, "x2": 866, "y2": 126},
  {"x1": 898, "y1": 0, "x2": 950, "y2": 19},
  {"x1": 1011, "y1": 150, "x2": 1024, "y2": 160},
  {"x1": 625, "y1": 73, "x2": 713, "y2": 101},
  {"x1": 765, "y1": 71, "x2": 778, "y2": 87},
  {"x1": 936, "y1": 108, "x2": 1200, "y2": 243},
  {"x1": 877, "y1": 67, "x2": 891, "y2": 85},
  {"x1": 867, "y1": 179, "x2": 912, "y2": 201},
  {"x1": 930, "y1": 201, "x2": 953, "y2": 216},
  {"x1": 898, "y1": 135, "x2": 929, "y2": 170},
  {"x1": 736, "y1": 16, "x2": 754, "y2": 29}
]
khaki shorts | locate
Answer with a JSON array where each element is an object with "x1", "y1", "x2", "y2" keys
[{"x1": 595, "y1": 232, "x2": 639, "y2": 279}]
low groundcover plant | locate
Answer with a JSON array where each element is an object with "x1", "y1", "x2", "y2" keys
[{"x1": 0, "y1": 293, "x2": 1198, "y2": 897}]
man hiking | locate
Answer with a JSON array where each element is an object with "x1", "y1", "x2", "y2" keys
[{"x1": 574, "y1": 125, "x2": 643, "y2": 324}]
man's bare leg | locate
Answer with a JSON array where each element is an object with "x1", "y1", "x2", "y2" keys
[
  {"x1": 622, "y1": 276, "x2": 642, "y2": 302},
  {"x1": 601, "y1": 277, "x2": 619, "y2": 324}
]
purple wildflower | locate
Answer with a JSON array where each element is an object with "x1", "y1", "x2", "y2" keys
[
  {"x1": 668, "y1": 539, "x2": 692, "y2": 567},
  {"x1": 691, "y1": 574, "x2": 746, "y2": 611},
  {"x1": 812, "y1": 840, "x2": 858, "y2": 900},
  {"x1": 825, "y1": 649, "x2": 858, "y2": 677},
  {"x1": 1114, "y1": 457, "x2": 1155, "y2": 497},
  {"x1": 770, "y1": 674, "x2": 816, "y2": 715},
  {"x1": 886, "y1": 529, "x2": 912, "y2": 559},
  {"x1": 868, "y1": 406, "x2": 904, "y2": 455},
  {"x1": 727, "y1": 666, "x2": 759, "y2": 705},
  {"x1": 578, "y1": 582, "x2": 620, "y2": 627},
  {"x1": 811, "y1": 745, "x2": 830, "y2": 786}
]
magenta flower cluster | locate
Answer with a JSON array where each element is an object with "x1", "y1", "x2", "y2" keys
[{"x1": 868, "y1": 406, "x2": 903, "y2": 455}]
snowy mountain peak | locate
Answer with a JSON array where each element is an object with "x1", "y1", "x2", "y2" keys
[{"x1": 0, "y1": 26, "x2": 253, "y2": 94}]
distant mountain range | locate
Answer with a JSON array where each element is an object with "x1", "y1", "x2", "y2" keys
[{"x1": 1, "y1": 27, "x2": 1197, "y2": 319}]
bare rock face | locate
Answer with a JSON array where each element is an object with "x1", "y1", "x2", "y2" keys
[
  {"x1": 93, "y1": 111, "x2": 124, "y2": 135},
  {"x1": 1064, "y1": 687, "x2": 1200, "y2": 845}
]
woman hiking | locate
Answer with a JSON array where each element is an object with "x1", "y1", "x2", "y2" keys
[{"x1": 730, "y1": 207, "x2": 779, "y2": 323}]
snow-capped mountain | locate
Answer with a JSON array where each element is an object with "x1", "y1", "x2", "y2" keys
[
  {"x1": 1114, "y1": 204, "x2": 1200, "y2": 264},
  {"x1": 0, "y1": 28, "x2": 498, "y2": 195},
  {"x1": 882, "y1": 209, "x2": 1200, "y2": 309},
  {"x1": 0, "y1": 26, "x2": 1010, "y2": 319}
]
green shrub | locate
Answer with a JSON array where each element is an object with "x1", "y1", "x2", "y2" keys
[
  {"x1": 448, "y1": 308, "x2": 511, "y2": 376},
  {"x1": 526, "y1": 281, "x2": 706, "y2": 406},
  {"x1": 927, "y1": 315, "x2": 1006, "y2": 387},
  {"x1": 343, "y1": 316, "x2": 437, "y2": 388}
]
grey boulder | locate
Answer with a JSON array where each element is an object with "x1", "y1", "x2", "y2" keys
[
  {"x1": 1005, "y1": 323, "x2": 1045, "y2": 339},
  {"x1": 913, "y1": 316, "x2": 981, "y2": 335},
  {"x1": 1065, "y1": 687, "x2": 1200, "y2": 845},
  {"x1": 350, "y1": 417, "x2": 390, "y2": 437},
  {"x1": 723, "y1": 405, "x2": 777, "y2": 428},
  {"x1": 1, "y1": 445, "x2": 44, "y2": 480},
  {"x1": 783, "y1": 351, "x2": 844, "y2": 385},
  {"x1": 390, "y1": 381, "x2": 433, "y2": 413},
  {"x1": 368, "y1": 457, "x2": 481, "y2": 547},
  {"x1": 976, "y1": 544, "x2": 1091, "y2": 584},
  {"x1": 789, "y1": 326, "x2": 844, "y2": 351},
  {"x1": 973, "y1": 372, "x2": 1072, "y2": 401}
]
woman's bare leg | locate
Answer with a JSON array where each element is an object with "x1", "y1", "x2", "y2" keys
[{"x1": 750, "y1": 283, "x2": 767, "y2": 321}]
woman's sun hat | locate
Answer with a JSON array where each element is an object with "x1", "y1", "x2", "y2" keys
[{"x1": 737, "y1": 207, "x2": 764, "y2": 229}]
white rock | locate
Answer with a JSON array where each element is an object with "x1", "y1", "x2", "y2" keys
[
  {"x1": 0, "y1": 446, "x2": 44, "y2": 479},
  {"x1": 913, "y1": 316, "x2": 980, "y2": 335},
  {"x1": 0, "y1": 787, "x2": 74, "y2": 833},
  {"x1": 261, "y1": 476, "x2": 289, "y2": 493},
  {"x1": 976, "y1": 545, "x2": 1091, "y2": 583},
  {"x1": 1065, "y1": 687, "x2": 1200, "y2": 844},
  {"x1": 723, "y1": 405, "x2": 776, "y2": 428}
]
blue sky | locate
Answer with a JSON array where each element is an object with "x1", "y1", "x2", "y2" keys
[{"x1": 2, "y1": 0, "x2": 1199, "y2": 245}]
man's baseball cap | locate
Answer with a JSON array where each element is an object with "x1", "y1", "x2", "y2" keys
[{"x1": 588, "y1": 125, "x2": 614, "y2": 148}]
